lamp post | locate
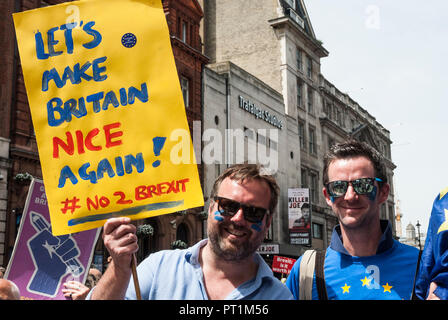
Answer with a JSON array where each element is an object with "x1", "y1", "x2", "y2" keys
[{"x1": 416, "y1": 220, "x2": 422, "y2": 251}]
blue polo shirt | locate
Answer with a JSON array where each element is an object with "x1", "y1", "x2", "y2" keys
[
  {"x1": 124, "y1": 239, "x2": 293, "y2": 300},
  {"x1": 286, "y1": 221, "x2": 419, "y2": 300}
]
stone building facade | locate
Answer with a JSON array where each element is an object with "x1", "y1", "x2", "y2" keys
[
  {"x1": 202, "y1": 61, "x2": 296, "y2": 254},
  {"x1": 199, "y1": 0, "x2": 396, "y2": 258}
]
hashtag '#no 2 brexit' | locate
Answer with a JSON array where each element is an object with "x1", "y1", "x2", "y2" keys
[{"x1": 60, "y1": 196, "x2": 81, "y2": 214}]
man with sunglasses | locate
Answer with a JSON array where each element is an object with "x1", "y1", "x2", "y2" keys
[
  {"x1": 286, "y1": 140, "x2": 420, "y2": 300},
  {"x1": 89, "y1": 163, "x2": 293, "y2": 300}
]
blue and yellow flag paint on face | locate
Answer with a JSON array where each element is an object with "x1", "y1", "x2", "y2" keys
[{"x1": 13, "y1": 0, "x2": 203, "y2": 236}]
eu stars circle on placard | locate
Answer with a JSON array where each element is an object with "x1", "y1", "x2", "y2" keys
[{"x1": 121, "y1": 33, "x2": 137, "y2": 48}]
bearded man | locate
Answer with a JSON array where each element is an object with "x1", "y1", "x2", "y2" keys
[{"x1": 89, "y1": 164, "x2": 292, "y2": 300}]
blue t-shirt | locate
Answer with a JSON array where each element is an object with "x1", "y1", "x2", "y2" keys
[
  {"x1": 125, "y1": 239, "x2": 293, "y2": 300},
  {"x1": 286, "y1": 221, "x2": 419, "y2": 300},
  {"x1": 415, "y1": 189, "x2": 448, "y2": 300}
]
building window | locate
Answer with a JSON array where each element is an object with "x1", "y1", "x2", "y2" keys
[
  {"x1": 190, "y1": 24, "x2": 194, "y2": 46},
  {"x1": 306, "y1": 55, "x2": 313, "y2": 79},
  {"x1": 257, "y1": 133, "x2": 266, "y2": 145},
  {"x1": 296, "y1": 47, "x2": 302, "y2": 71},
  {"x1": 177, "y1": 17, "x2": 182, "y2": 37},
  {"x1": 307, "y1": 87, "x2": 313, "y2": 114},
  {"x1": 176, "y1": 223, "x2": 189, "y2": 245},
  {"x1": 388, "y1": 204, "x2": 395, "y2": 223},
  {"x1": 329, "y1": 103, "x2": 335, "y2": 121},
  {"x1": 182, "y1": 21, "x2": 188, "y2": 43},
  {"x1": 308, "y1": 126, "x2": 316, "y2": 155},
  {"x1": 328, "y1": 136, "x2": 335, "y2": 151},
  {"x1": 297, "y1": 78, "x2": 303, "y2": 108},
  {"x1": 284, "y1": 0, "x2": 295, "y2": 8},
  {"x1": 180, "y1": 77, "x2": 189, "y2": 108},
  {"x1": 301, "y1": 168, "x2": 308, "y2": 188},
  {"x1": 312, "y1": 223, "x2": 323, "y2": 239},
  {"x1": 309, "y1": 171, "x2": 318, "y2": 203},
  {"x1": 336, "y1": 107, "x2": 342, "y2": 126},
  {"x1": 244, "y1": 127, "x2": 254, "y2": 140},
  {"x1": 342, "y1": 110, "x2": 347, "y2": 128},
  {"x1": 269, "y1": 138, "x2": 278, "y2": 151},
  {"x1": 323, "y1": 100, "x2": 330, "y2": 117},
  {"x1": 265, "y1": 222, "x2": 274, "y2": 241},
  {"x1": 298, "y1": 119, "x2": 305, "y2": 150}
]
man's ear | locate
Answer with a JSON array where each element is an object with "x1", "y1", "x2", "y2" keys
[
  {"x1": 377, "y1": 183, "x2": 390, "y2": 204},
  {"x1": 207, "y1": 199, "x2": 215, "y2": 217},
  {"x1": 323, "y1": 187, "x2": 333, "y2": 206}
]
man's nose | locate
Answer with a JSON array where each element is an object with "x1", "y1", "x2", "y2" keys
[
  {"x1": 344, "y1": 184, "x2": 358, "y2": 200},
  {"x1": 230, "y1": 208, "x2": 246, "y2": 224}
]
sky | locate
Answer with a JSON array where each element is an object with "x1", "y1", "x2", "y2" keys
[{"x1": 304, "y1": 0, "x2": 448, "y2": 237}]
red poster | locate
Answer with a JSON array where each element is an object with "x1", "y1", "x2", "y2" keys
[{"x1": 271, "y1": 255, "x2": 297, "y2": 274}]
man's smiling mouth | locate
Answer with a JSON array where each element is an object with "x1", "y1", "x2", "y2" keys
[{"x1": 224, "y1": 226, "x2": 248, "y2": 237}]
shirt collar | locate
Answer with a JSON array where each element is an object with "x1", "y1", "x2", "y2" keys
[
  {"x1": 185, "y1": 238, "x2": 208, "y2": 265},
  {"x1": 330, "y1": 219, "x2": 394, "y2": 255}
]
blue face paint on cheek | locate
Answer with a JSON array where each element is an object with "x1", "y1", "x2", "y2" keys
[
  {"x1": 330, "y1": 196, "x2": 335, "y2": 203},
  {"x1": 368, "y1": 186, "x2": 378, "y2": 201},
  {"x1": 251, "y1": 221, "x2": 262, "y2": 232},
  {"x1": 214, "y1": 210, "x2": 224, "y2": 222}
]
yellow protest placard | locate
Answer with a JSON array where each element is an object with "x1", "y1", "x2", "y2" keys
[{"x1": 13, "y1": 0, "x2": 204, "y2": 235}]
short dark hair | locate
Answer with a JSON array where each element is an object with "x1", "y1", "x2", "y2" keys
[
  {"x1": 323, "y1": 139, "x2": 387, "y2": 185},
  {"x1": 210, "y1": 163, "x2": 279, "y2": 214}
]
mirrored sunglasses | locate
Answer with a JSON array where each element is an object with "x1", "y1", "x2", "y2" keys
[{"x1": 325, "y1": 177, "x2": 383, "y2": 198}]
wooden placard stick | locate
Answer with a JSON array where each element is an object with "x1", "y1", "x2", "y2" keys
[{"x1": 131, "y1": 253, "x2": 141, "y2": 300}]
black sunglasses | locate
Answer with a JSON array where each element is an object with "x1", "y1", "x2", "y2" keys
[
  {"x1": 213, "y1": 196, "x2": 269, "y2": 223},
  {"x1": 325, "y1": 177, "x2": 383, "y2": 198}
]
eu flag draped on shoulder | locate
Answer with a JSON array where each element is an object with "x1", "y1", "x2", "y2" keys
[{"x1": 415, "y1": 187, "x2": 448, "y2": 300}]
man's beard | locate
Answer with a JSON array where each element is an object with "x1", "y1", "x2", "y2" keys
[{"x1": 207, "y1": 222, "x2": 261, "y2": 262}]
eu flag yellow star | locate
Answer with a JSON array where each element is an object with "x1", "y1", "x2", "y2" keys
[
  {"x1": 341, "y1": 283, "x2": 350, "y2": 294},
  {"x1": 440, "y1": 187, "x2": 448, "y2": 199},
  {"x1": 361, "y1": 276, "x2": 371, "y2": 287},
  {"x1": 437, "y1": 209, "x2": 448, "y2": 234},
  {"x1": 382, "y1": 283, "x2": 392, "y2": 293}
]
